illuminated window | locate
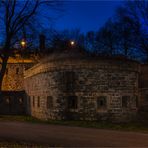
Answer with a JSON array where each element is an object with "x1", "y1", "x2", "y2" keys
[
  {"x1": 47, "y1": 96, "x2": 53, "y2": 109},
  {"x1": 67, "y1": 96, "x2": 78, "y2": 109},
  {"x1": 97, "y1": 96, "x2": 107, "y2": 109}
]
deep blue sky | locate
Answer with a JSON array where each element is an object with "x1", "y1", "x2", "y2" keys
[{"x1": 53, "y1": 1, "x2": 123, "y2": 33}]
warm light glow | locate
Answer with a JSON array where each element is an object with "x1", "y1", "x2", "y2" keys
[
  {"x1": 20, "y1": 39, "x2": 26, "y2": 48},
  {"x1": 70, "y1": 41, "x2": 75, "y2": 46}
]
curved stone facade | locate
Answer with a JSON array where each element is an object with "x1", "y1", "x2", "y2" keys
[
  {"x1": 140, "y1": 64, "x2": 148, "y2": 107},
  {"x1": 24, "y1": 55, "x2": 140, "y2": 122}
]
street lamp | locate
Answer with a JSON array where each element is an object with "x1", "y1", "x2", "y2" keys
[
  {"x1": 70, "y1": 40, "x2": 75, "y2": 46},
  {"x1": 20, "y1": 39, "x2": 26, "y2": 48},
  {"x1": 20, "y1": 39, "x2": 26, "y2": 65}
]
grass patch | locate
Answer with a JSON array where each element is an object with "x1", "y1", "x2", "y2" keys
[
  {"x1": 46, "y1": 120, "x2": 148, "y2": 132},
  {"x1": 0, "y1": 115, "x2": 41, "y2": 123},
  {"x1": 0, "y1": 140, "x2": 54, "y2": 147},
  {"x1": 0, "y1": 115, "x2": 148, "y2": 133}
]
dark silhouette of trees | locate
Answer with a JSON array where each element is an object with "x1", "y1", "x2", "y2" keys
[
  {"x1": 114, "y1": 0, "x2": 148, "y2": 62},
  {"x1": 85, "y1": 31, "x2": 96, "y2": 52},
  {"x1": 18, "y1": 0, "x2": 148, "y2": 63},
  {"x1": 95, "y1": 20, "x2": 118, "y2": 56},
  {"x1": 0, "y1": 0, "x2": 61, "y2": 91},
  {"x1": 90, "y1": 0, "x2": 148, "y2": 62},
  {"x1": 42, "y1": 29, "x2": 86, "y2": 54}
]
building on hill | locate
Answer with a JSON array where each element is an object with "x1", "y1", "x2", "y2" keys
[
  {"x1": 0, "y1": 48, "x2": 148, "y2": 122},
  {"x1": 24, "y1": 49, "x2": 147, "y2": 122},
  {"x1": 0, "y1": 55, "x2": 35, "y2": 115}
]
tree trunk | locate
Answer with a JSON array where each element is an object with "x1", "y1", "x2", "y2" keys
[
  {"x1": 0, "y1": 54, "x2": 9, "y2": 101},
  {"x1": 0, "y1": 57, "x2": 8, "y2": 91},
  {"x1": 0, "y1": 36, "x2": 11, "y2": 91}
]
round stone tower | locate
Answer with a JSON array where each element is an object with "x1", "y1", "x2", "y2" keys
[{"x1": 24, "y1": 50, "x2": 140, "y2": 122}]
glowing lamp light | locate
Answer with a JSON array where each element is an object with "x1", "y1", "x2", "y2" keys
[
  {"x1": 20, "y1": 39, "x2": 26, "y2": 48},
  {"x1": 70, "y1": 40, "x2": 75, "y2": 46}
]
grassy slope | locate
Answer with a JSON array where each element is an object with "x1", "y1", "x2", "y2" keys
[{"x1": 0, "y1": 115, "x2": 148, "y2": 133}]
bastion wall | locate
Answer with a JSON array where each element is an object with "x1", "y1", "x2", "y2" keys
[{"x1": 24, "y1": 56, "x2": 140, "y2": 122}]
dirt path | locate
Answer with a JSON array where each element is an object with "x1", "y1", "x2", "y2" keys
[{"x1": 0, "y1": 121, "x2": 147, "y2": 147}]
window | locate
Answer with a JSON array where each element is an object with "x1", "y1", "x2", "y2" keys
[
  {"x1": 134, "y1": 95, "x2": 138, "y2": 107},
  {"x1": 97, "y1": 96, "x2": 107, "y2": 109},
  {"x1": 37, "y1": 96, "x2": 40, "y2": 107},
  {"x1": 32, "y1": 96, "x2": 35, "y2": 107},
  {"x1": 122, "y1": 96, "x2": 130, "y2": 108},
  {"x1": 19, "y1": 97, "x2": 23, "y2": 104},
  {"x1": 47, "y1": 96, "x2": 53, "y2": 109},
  {"x1": 136, "y1": 96, "x2": 138, "y2": 107},
  {"x1": 5, "y1": 97, "x2": 10, "y2": 104},
  {"x1": 67, "y1": 96, "x2": 78, "y2": 109},
  {"x1": 16, "y1": 68, "x2": 19, "y2": 74},
  {"x1": 62, "y1": 71, "x2": 76, "y2": 91}
]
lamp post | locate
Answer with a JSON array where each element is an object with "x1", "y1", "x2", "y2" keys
[
  {"x1": 20, "y1": 39, "x2": 26, "y2": 71},
  {"x1": 20, "y1": 39, "x2": 26, "y2": 49},
  {"x1": 70, "y1": 40, "x2": 75, "y2": 46}
]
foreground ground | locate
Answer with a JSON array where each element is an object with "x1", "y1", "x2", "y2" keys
[{"x1": 0, "y1": 121, "x2": 148, "y2": 147}]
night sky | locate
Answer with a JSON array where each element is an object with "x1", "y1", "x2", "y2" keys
[{"x1": 53, "y1": 1, "x2": 123, "y2": 33}]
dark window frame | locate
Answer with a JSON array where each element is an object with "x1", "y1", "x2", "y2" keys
[
  {"x1": 16, "y1": 68, "x2": 19, "y2": 74},
  {"x1": 37, "y1": 96, "x2": 40, "y2": 108},
  {"x1": 32, "y1": 96, "x2": 35, "y2": 107},
  {"x1": 5, "y1": 96, "x2": 10, "y2": 104},
  {"x1": 47, "y1": 96, "x2": 53, "y2": 109},
  {"x1": 134, "y1": 95, "x2": 138, "y2": 107},
  {"x1": 122, "y1": 96, "x2": 130, "y2": 108},
  {"x1": 97, "y1": 96, "x2": 107, "y2": 109},
  {"x1": 67, "y1": 96, "x2": 78, "y2": 109},
  {"x1": 19, "y1": 97, "x2": 23, "y2": 104},
  {"x1": 62, "y1": 71, "x2": 76, "y2": 91}
]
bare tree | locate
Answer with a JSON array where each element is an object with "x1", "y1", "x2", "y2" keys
[
  {"x1": 0, "y1": 0, "x2": 61, "y2": 91},
  {"x1": 115, "y1": 0, "x2": 148, "y2": 62},
  {"x1": 95, "y1": 19, "x2": 118, "y2": 55}
]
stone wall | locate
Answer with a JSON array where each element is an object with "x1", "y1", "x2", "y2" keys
[
  {"x1": 24, "y1": 57, "x2": 140, "y2": 122},
  {"x1": 2, "y1": 63, "x2": 30, "y2": 91},
  {"x1": 139, "y1": 64, "x2": 148, "y2": 107},
  {"x1": 0, "y1": 57, "x2": 35, "y2": 115}
]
